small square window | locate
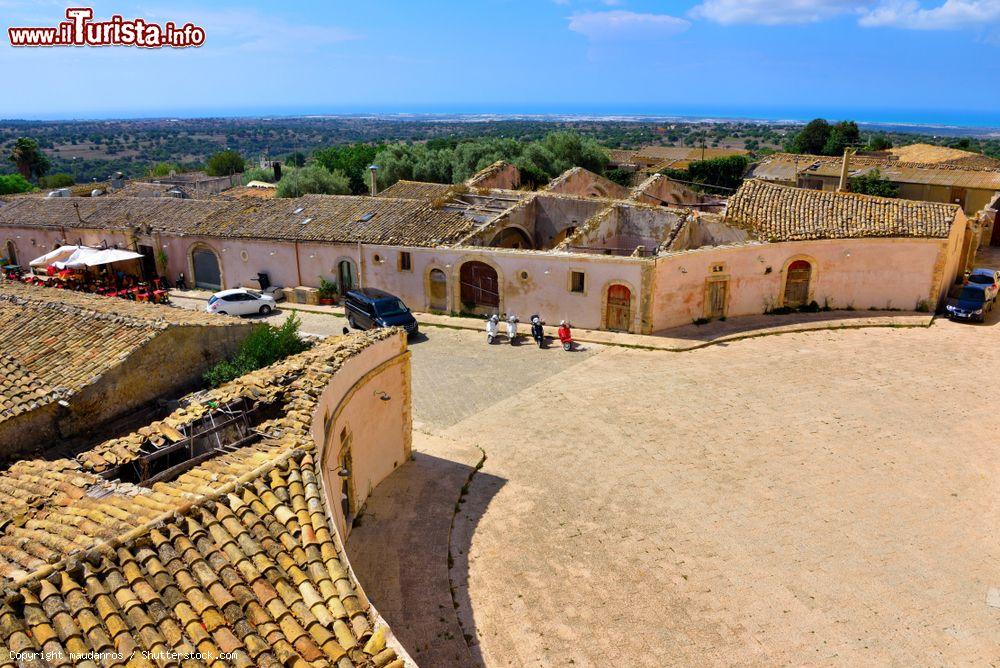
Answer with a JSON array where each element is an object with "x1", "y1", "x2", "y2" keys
[
  {"x1": 399, "y1": 251, "x2": 412, "y2": 272},
  {"x1": 570, "y1": 271, "x2": 586, "y2": 293}
]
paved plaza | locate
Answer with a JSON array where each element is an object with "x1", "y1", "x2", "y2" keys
[{"x1": 348, "y1": 317, "x2": 999, "y2": 667}]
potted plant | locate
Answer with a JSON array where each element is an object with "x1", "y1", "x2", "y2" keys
[{"x1": 318, "y1": 276, "x2": 337, "y2": 305}]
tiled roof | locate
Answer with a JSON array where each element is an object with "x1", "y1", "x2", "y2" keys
[
  {"x1": 756, "y1": 153, "x2": 1000, "y2": 190},
  {"x1": 0, "y1": 329, "x2": 408, "y2": 667},
  {"x1": 377, "y1": 180, "x2": 452, "y2": 200},
  {"x1": 726, "y1": 180, "x2": 960, "y2": 241},
  {"x1": 0, "y1": 193, "x2": 477, "y2": 247},
  {"x1": 604, "y1": 149, "x2": 637, "y2": 165},
  {"x1": 0, "y1": 283, "x2": 239, "y2": 426}
]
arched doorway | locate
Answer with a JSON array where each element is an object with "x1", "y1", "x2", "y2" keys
[
  {"x1": 605, "y1": 284, "x2": 632, "y2": 331},
  {"x1": 460, "y1": 261, "x2": 500, "y2": 312},
  {"x1": 428, "y1": 268, "x2": 448, "y2": 311},
  {"x1": 783, "y1": 260, "x2": 812, "y2": 307},
  {"x1": 4, "y1": 241, "x2": 17, "y2": 266},
  {"x1": 338, "y1": 259, "x2": 358, "y2": 293},
  {"x1": 191, "y1": 246, "x2": 222, "y2": 291}
]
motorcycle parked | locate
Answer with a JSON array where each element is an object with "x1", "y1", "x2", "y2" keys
[
  {"x1": 530, "y1": 315, "x2": 545, "y2": 348},
  {"x1": 486, "y1": 314, "x2": 499, "y2": 344},
  {"x1": 506, "y1": 314, "x2": 520, "y2": 345},
  {"x1": 558, "y1": 320, "x2": 574, "y2": 351}
]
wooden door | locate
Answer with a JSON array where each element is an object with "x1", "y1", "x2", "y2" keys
[
  {"x1": 707, "y1": 280, "x2": 728, "y2": 318},
  {"x1": 783, "y1": 260, "x2": 811, "y2": 307},
  {"x1": 950, "y1": 187, "x2": 967, "y2": 210},
  {"x1": 460, "y1": 261, "x2": 499, "y2": 308},
  {"x1": 338, "y1": 260, "x2": 357, "y2": 292},
  {"x1": 606, "y1": 284, "x2": 631, "y2": 331}
]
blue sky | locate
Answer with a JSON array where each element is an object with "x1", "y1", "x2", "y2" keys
[{"x1": 2, "y1": 0, "x2": 1000, "y2": 125}]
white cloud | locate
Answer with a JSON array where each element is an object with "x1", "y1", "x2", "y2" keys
[
  {"x1": 690, "y1": 0, "x2": 869, "y2": 25},
  {"x1": 858, "y1": 0, "x2": 1000, "y2": 28},
  {"x1": 568, "y1": 10, "x2": 691, "y2": 40}
]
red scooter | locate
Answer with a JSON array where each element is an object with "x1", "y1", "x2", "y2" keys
[{"x1": 558, "y1": 321, "x2": 574, "y2": 351}]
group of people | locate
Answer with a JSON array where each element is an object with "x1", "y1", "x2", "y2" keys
[
  {"x1": 3, "y1": 265, "x2": 171, "y2": 304},
  {"x1": 486, "y1": 313, "x2": 575, "y2": 350}
]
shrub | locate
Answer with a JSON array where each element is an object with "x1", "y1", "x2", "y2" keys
[
  {"x1": 203, "y1": 313, "x2": 311, "y2": 387},
  {"x1": 205, "y1": 150, "x2": 245, "y2": 177},
  {"x1": 275, "y1": 165, "x2": 350, "y2": 197},
  {"x1": 38, "y1": 173, "x2": 74, "y2": 188},
  {"x1": 0, "y1": 174, "x2": 34, "y2": 195},
  {"x1": 318, "y1": 276, "x2": 337, "y2": 299}
]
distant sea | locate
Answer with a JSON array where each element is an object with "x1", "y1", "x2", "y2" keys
[{"x1": 9, "y1": 104, "x2": 1000, "y2": 135}]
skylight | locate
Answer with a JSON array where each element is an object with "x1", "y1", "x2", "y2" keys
[
  {"x1": 359, "y1": 212, "x2": 375, "y2": 222},
  {"x1": 293, "y1": 206, "x2": 304, "y2": 214},
  {"x1": 300, "y1": 217, "x2": 313, "y2": 225}
]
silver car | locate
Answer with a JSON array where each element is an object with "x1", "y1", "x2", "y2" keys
[{"x1": 206, "y1": 288, "x2": 276, "y2": 317}]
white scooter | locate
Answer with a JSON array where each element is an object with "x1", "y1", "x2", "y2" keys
[
  {"x1": 505, "y1": 314, "x2": 519, "y2": 345},
  {"x1": 486, "y1": 314, "x2": 500, "y2": 344}
]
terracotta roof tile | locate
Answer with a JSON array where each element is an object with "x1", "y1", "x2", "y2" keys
[
  {"x1": 726, "y1": 179, "x2": 960, "y2": 241},
  {"x1": 0, "y1": 193, "x2": 476, "y2": 247}
]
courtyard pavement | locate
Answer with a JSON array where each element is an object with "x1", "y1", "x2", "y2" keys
[{"x1": 349, "y1": 313, "x2": 999, "y2": 667}]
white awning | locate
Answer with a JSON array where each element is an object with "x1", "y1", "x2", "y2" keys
[
  {"x1": 29, "y1": 245, "x2": 144, "y2": 269},
  {"x1": 29, "y1": 245, "x2": 84, "y2": 267}
]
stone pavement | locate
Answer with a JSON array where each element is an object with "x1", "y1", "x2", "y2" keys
[{"x1": 349, "y1": 315, "x2": 997, "y2": 667}]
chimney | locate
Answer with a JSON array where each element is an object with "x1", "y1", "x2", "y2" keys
[
  {"x1": 368, "y1": 165, "x2": 379, "y2": 197},
  {"x1": 837, "y1": 148, "x2": 856, "y2": 192},
  {"x1": 273, "y1": 161, "x2": 282, "y2": 182}
]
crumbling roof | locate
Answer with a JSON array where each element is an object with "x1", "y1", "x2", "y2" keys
[
  {"x1": 0, "y1": 283, "x2": 240, "y2": 426},
  {"x1": 0, "y1": 329, "x2": 407, "y2": 667},
  {"x1": 377, "y1": 180, "x2": 452, "y2": 200},
  {"x1": 755, "y1": 152, "x2": 1000, "y2": 190},
  {"x1": 604, "y1": 149, "x2": 637, "y2": 165},
  {"x1": 726, "y1": 179, "x2": 960, "y2": 241},
  {"x1": 0, "y1": 194, "x2": 476, "y2": 247},
  {"x1": 888, "y1": 143, "x2": 1000, "y2": 169}
]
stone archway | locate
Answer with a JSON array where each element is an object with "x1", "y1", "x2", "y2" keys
[
  {"x1": 336, "y1": 258, "x2": 359, "y2": 293},
  {"x1": 189, "y1": 243, "x2": 222, "y2": 291},
  {"x1": 426, "y1": 267, "x2": 448, "y2": 312},
  {"x1": 600, "y1": 280, "x2": 638, "y2": 333},
  {"x1": 489, "y1": 226, "x2": 534, "y2": 250}
]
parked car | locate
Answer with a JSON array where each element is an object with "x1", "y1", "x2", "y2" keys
[
  {"x1": 344, "y1": 287, "x2": 418, "y2": 336},
  {"x1": 946, "y1": 284, "x2": 992, "y2": 323},
  {"x1": 966, "y1": 268, "x2": 1000, "y2": 303},
  {"x1": 206, "y1": 288, "x2": 276, "y2": 317}
]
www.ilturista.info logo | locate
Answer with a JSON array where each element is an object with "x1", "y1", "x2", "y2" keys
[{"x1": 8, "y1": 7, "x2": 205, "y2": 48}]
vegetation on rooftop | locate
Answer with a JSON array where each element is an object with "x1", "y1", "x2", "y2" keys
[{"x1": 203, "y1": 313, "x2": 312, "y2": 388}]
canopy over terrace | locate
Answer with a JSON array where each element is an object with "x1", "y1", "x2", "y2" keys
[{"x1": 29, "y1": 244, "x2": 143, "y2": 270}]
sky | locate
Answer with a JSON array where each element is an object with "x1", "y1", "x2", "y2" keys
[{"x1": 2, "y1": 0, "x2": 1000, "y2": 125}]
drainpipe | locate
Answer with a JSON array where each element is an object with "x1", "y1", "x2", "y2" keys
[
  {"x1": 294, "y1": 241, "x2": 303, "y2": 287},
  {"x1": 837, "y1": 148, "x2": 856, "y2": 192},
  {"x1": 357, "y1": 241, "x2": 366, "y2": 287}
]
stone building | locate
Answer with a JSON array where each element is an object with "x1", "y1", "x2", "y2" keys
[
  {"x1": 0, "y1": 162, "x2": 974, "y2": 336},
  {"x1": 751, "y1": 150, "x2": 1000, "y2": 216},
  {"x1": 0, "y1": 283, "x2": 252, "y2": 456},
  {"x1": 0, "y1": 328, "x2": 415, "y2": 666}
]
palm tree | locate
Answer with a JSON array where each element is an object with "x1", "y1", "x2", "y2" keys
[{"x1": 8, "y1": 137, "x2": 51, "y2": 181}]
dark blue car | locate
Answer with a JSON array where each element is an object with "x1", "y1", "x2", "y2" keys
[
  {"x1": 946, "y1": 284, "x2": 991, "y2": 323},
  {"x1": 344, "y1": 287, "x2": 419, "y2": 336}
]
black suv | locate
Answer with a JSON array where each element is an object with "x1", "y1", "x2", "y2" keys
[{"x1": 344, "y1": 288, "x2": 419, "y2": 336}]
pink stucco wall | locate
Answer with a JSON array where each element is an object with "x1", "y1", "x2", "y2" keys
[
  {"x1": 312, "y1": 332, "x2": 411, "y2": 541},
  {"x1": 360, "y1": 245, "x2": 648, "y2": 332},
  {"x1": 650, "y1": 238, "x2": 949, "y2": 331}
]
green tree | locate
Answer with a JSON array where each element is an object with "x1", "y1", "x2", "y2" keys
[
  {"x1": 866, "y1": 134, "x2": 893, "y2": 151},
  {"x1": 787, "y1": 119, "x2": 831, "y2": 155},
  {"x1": 822, "y1": 121, "x2": 861, "y2": 156},
  {"x1": 241, "y1": 166, "x2": 275, "y2": 183},
  {"x1": 38, "y1": 173, "x2": 74, "y2": 188},
  {"x1": 147, "y1": 161, "x2": 181, "y2": 177},
  {"x1": 0, "y1": 174, "x2": 34, "y2": 195},
  {"x1": 662, "y1": 155, "x2": 750, "y2": 193},
  {"x1": 204, "y1": 150, "x2": 245, "y2": 176},
  {"x1": 313, "y1": 143, "x2": 382, "y2": 194},
  {"x1": 285, "y1": 151, "x2": 306, "y2": 167},
  {"x1": 8, "y1": 137, "x2": 51, "y2": 181},
  {"x1": 275, "y1": 164, "x2": 350, "y2": 197},
  {"x1": 849, "y1": 169, "x2": 898, "y2": 197}
]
